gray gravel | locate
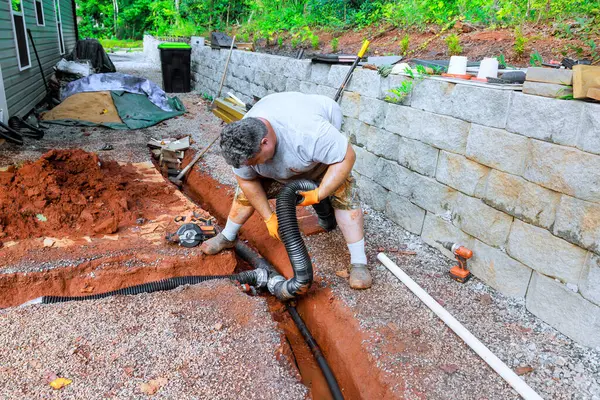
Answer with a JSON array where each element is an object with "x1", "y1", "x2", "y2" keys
[{"x1": 0, "y1": 281, "x2": 307, "y2": 399}]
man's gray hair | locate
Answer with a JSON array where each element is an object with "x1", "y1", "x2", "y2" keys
[{"x1": 219, "y1": 117, "x2": 268, "y2": 168}]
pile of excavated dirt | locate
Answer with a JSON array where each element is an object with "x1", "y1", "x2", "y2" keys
[{"x1": 0, "y1": 149, "x2": 175, "y2": 240}]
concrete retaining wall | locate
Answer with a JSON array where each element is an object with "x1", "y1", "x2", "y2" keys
[{"x1": 190, "y1": 44, "x2": 600, "y2": 348}]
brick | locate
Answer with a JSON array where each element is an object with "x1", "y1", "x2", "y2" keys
[
  {"x1": 577, "y1": 103, "x2": 600, "y2": 155},
  {"x1": 471, "y1": 239, "x2": 532, "y2": 298},
  {"x1": 580, "y1": 253, "x2": 600, "y2": 306},
  {"x1": 310, "y1": 63, "x2": 331, "y2": 86},
  {"x1": 352, "y1": 146, "x2": 379, "y2": 180},
  {"x1": 379, "y1": 75, "x2": 412, "y2": 104},
  {"x1": 283, "y1": 59, "x2": 311, "y2": 80},
  {"x1": 524, "y1": 140, "x2": 600, "y2": 203},
  {"x1": 554, "y1": 195, "x2": 600, "y2": 254},
  {"x1": 436, "y1": 151, "x2": 490, "y2": 197},
  {"x1": 385, "y1": 191, "x2": 426, "y2": 234},
  {"x1": 409, "y1": 175, "x2": 457, "y2": 216},
  {"x1": 421, "y1": 213, "x2": 475, "y2": 260},
  {"x1": 347, "y1": 69, "x2": 381, "y2": 98},
  {"x1": 357, "y1": 126, "x2": 399, "y2": 161},
  {"x1": 526, "y1": 272, "x2": 600, "y2": 348},
  {"x1": 483, "y1": 170, "x2": 560, "y2": 230},
  {"x1": 507, "y1": 219, "x2": 587, "y2": 283},
  {"x1": 372, "y1": 158, "x2": 413, "y2": 197},
  {"x1": 340, "y1": 92, "x2": 360, "y2": 118},
  {"x1": 328, "y1": 65, "x2": 351, "y2": 88},
  {"x1": 356, "y1": 173, "x2": 388, "y2": 212},
  {"x1": 397, "y1": 136, "x2": 439, "y2": 177},
  {"x1": 525, "y1": 67, "x2": 573, "y2": 85},
  {"x1": 359, "y1": 97, "x2": 388, "y2": 127},
  {"x1": 522, "y1": 81, "x2": 573, "y2": 98},
  {"x1": 452, "y1": 193, "x2": 513, "y2": 246},
  {"x1": 465, "y1": 125, "x2": 529, "y2": 176},
  {"x1": 506, "y1": 92, "x2": 583, "y2": 146}
]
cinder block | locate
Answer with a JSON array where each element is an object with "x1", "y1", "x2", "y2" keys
[
  {"x1": 577, "y1": 103, "x2": 600, "y2": 156},
  {"x1": 526, "y1": 67, "x2": 573, "y2": 85},
  {"x1": 356, "y1": 173, "x2": 388, "y2": 212},
  {"x1": 359, "y1": 97, "x2": 388, "y2": 127},
  {"x1": 310, "y1": 63, "x2": 332, "y2": 86},
  {"x1": 522, "y1": 81, "x2": 573, "y2": 98},
  {"x1": 283, "y1": 59, "x2": 311, "y2": 80},
  {"x1": 436, "y1": 151, "x2": 490, "y2": 197},
  {"x1": 328, "y1": 65, "x2": 351, "y2": 88},
  {"x1": 452, "y1": 193, "x2": 513, "y2": 247},
  {"x1": 507, "y1": 219, "x2": 587, "y2": 283},
  {"x1": 373, "y1": 158, "x2": 413, "y2": 197},
  {"x1": 483, "y1": 170, "x2": 560, "y2": 230},
  {"x1": 471, "y1": 239, "x2": 532, "y2": 298},
  {"x1": 348, "y1": 69, "x2": 381, "y2": 98},
  {"x1": 340, "y1": 91, "x2": 360, "y2": 118},
  {"x1": 506, "y1": 92, "x2": 583, "y2": 146},
  {"x1": 526, "y1": 272, "x2": 600, "y2": 348},
  {"x1": 524, "y1": 140, "x2": 600, "y2": 203},
  {"x1": 397, "y1": 136, "x2": 439, "y2": 177},
  {"x1": 421, "y1": 213, "x2": 475, "y2": 260},
  {"x1": 554, "y1": 195, "x2": 600, "y2": 254},
  {"x1": 352, "y1": 146, "x2": 379, "y2": 179},
  {"x1": 580, "y1": 253, "x2": 600, "y2": 306},
  {"x1": 466, "y1": 124, "x2": 529, "y2": 176},
  {"x1": 409, "y1": 175, "x2": 457, "y2": 216},
  {"x1": 385, "y1": 191, "x2": 426, "y2": 234},
  {"x1": 357, "y1": 126, "x2": 399, "y2": 161}
]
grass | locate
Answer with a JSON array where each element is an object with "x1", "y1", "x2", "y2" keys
[{"x1": 99, "y1": 39, "x2": 143, "y2": 51}]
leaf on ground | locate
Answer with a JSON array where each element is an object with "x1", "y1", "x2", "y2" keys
[
  {"x1": 140, "y1": 377, "x2": 168, "y2": 395},
  {"x1": 49, "y1": 377, "x2": 72, "y2": 390},
  {"x1": 335, "y1": 269, "x2": 349, "y2": 278},
  {"x1": 515, "y1": 366, "x2": 534, "y2": 375},
  {"x1": 36, "y1": 214, "x2": 47, "y2": 222}
]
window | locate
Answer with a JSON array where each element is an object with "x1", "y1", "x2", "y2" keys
[
  {"x1": 54, "y1": 0, "x2": 64, "y2": 54},
  {"x1": 34, "y1": 0, "x2": 44, "y2": 26},
  {"x1": 9, "y1": 0, "x2": 31, "y2": 71}
]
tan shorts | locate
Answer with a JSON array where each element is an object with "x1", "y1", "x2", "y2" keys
[{"x1": 234, "y1": 174, "x2": 361, "y2": 210}]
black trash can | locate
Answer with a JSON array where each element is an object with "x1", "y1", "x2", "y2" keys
[{"x1": 158, "y1": 42, "x2": 192, "y2": 93}]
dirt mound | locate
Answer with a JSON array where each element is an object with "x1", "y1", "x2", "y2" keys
[{"x1": 0, "y1": 149, "x2": 173, "y2": 240}]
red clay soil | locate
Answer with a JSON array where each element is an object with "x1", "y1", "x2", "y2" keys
[
  {"x1": 0, "y1": 149, "x2": 176, "y2": 241},
  {"x1": 184, "y1": 156, "x2": 402, "y2": 400}
]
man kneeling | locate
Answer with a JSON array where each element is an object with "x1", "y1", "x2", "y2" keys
[{"x1": 201, "y1": 92, "x2": 371, "y2": 289}]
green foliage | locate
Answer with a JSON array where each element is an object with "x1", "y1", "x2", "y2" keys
[
  {"x1": 311, "y1": 34, "x2": 320, "y2": 50},
  {"x1": 331, "y1": 37, "x2": 339, "y2": 53},
  {"x1": 277, "y1": 37, "x2": 284, "y2": 48},
  {"x1": 99, "y1": 39, "x2": 143, "y2": 50},
  {"x1": 529, "y1": 50, "x2": 543, "y2": 66},
  {"x1": 201, "y1": 93, "x2": 214, "y2": 101},
  {"x1": 513, "y1": 26, "x2": 529, "y2": 57},
  {"x1": 385, "y1": 81, "x2": 414, "y2": 104},
  {"x1": 445, "y1": 34, "x2": 462, "y2": 56},
  {"x1": 399, "y1": 35, "x2": 410, "y2": 55}
]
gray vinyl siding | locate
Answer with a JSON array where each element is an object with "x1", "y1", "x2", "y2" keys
[{"x1": 0, "y1": 0, "x2": 77, "y2": 117}]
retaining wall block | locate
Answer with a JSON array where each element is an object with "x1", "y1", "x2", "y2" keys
[
  {"x1": 465, "y1": 124, "x2": 529, "y2": 176},
  {"x1": 229, "y1": 50, "x2": 244, "y2": 65},
  {"x1": 577, "y1": 103, "x2": 600, "y2": 156},
  {"x1": 359, "y1": 97, "x2": 388, "y2": 127},
  {"x1": 283, "y1": 59, "x2": 311, "y2": 80},
  {"x1": 452, "y1": 193, "x2": 513, "y2": 247},
  {"x1": 310, "y1": 63, "x2": 332, "y2": 86},
  {"x1": 396, "y1": 135, "x2": 439, "y2": 177},
  {"x1": 347, "y1": 69, "x2": 381, "y2": 98},
  {"x1": 507, "y1": 219, "x2": 587, "y2": 284},
  {"x1": 373, "y1": 158, "x2": 413, "y2": 197},
  {"x1": 580, "y1": 253, "x2": 600, "y2": 306},
  {"x1": 314, "y1": 85, "x2": 336, "y2": 99},
  {"x1": 352, "y1": 146, "x2": 379, "y2": 179},
  {"x1": 471, "y1": 239, "x2": 533, "y2": 298},
  {"x1": 524, "y1": 140, "x2": 600, "y2": 203},
  {"x1": 526, "y1": 272, "x2": 600, "y2": 348},
  {"x1": 299, "y1": 81, "x2": 317, "y2": 95},
  {"x1": 341, "y1": 117, "x2": 367, "y2": 142},
  {"x1": 285, "y1": 78, "x2": 301, "y2": 92},
  {"x1": 506, "y1": 92, "x2": 583, "y2": 146},
  {"x1": 253, "y1": 70, "x2": 267, "y2": 87},
  {"x1": 436, "y1": 151, "x2": 490, "y2": 197},
  {"x1": 385, "y1": 191, "x2": 426, "y2": 234},
  {"x1": 267, "y1": 74, "x2": 288, "y2": 92},
  {"x1": 356, "y1": 126, "x2": 399, "y2": 161},
  {"x1": 408, "y1": 110, "x2": 470, "y2": 154},
  {"x1": 409, "y1": 174, "x2": 457, "y2": 217},
  {"x1": 410, "y1": 79, "x2": 454, "y2": 114},
  {"x1": 421, "y1": 213, "x2": 476, "y2": 260},
  {"x1": 249, "y1": 83, "x2": 267, "y2": 99},
  {"x1": 356, "y1": 173, "x2": 388, "y2": 212},
  {"x1": 483, "y1": 170, "x2": 560, "y2": 230},
  {"x1": 340, "y1": 91, "x2": 360, "y2": 118},
  {"x1": 328, "y1": 65, "x2": 351, "y2": 88},
  {"x1": 554, "y1": 195, "x2": 600, "y2": 254},
  {"x1": 379, "y1": 75, "x2": 412, "y2": 104}
]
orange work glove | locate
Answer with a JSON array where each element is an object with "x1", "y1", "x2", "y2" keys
[
  {"x1": 265, "y1": 213, "x2": 280, "y2": 241},
  {"x1": 298, "y1": 188, "x2": 320, "y2": 207}
]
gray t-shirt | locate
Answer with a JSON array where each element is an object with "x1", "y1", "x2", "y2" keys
[{"x1": 233, "y1": 92, "x2": 348, "y2": 183}]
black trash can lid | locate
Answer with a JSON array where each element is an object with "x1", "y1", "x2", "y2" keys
[{"x1": 158, "y1": 42, "x2": 191, "y2": 49}]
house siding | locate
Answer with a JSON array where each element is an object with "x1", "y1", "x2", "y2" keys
[{"x1": 0, "y1": 0, "x2": 77, "y2": 117}]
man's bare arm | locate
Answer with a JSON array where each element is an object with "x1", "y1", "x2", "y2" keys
[
  {"x1": 318, "y1": 143, "x2": 356, "y2": 199},
  {"x1": 236, "y1": 176, "x2": 273, "y2": 220}
]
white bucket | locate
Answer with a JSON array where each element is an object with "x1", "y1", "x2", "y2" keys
[
  {"x1": 477, "y1": 57, "x2": 499, "y2": 79},
  {"x1": 447, "y1": 56, "x2": 468, "y2": 75}
]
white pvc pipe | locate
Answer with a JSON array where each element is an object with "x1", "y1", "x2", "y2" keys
[{"x1": 377, "y1": 253, "x2": 544, "y2": 400}]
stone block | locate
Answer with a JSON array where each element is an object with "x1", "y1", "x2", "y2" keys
[
  {"x1": 249, "y1": 84, "x2": 267, "y2": 99},
  {"x1": 373, "y1": 158, "x2": 413, "y2": 197},
  {"x1": 340, "y1": 118, "x2": 366, "y2": 142},
  {"x1": 526, "y1": 272, "x2": 600, "y2": 348},
  {"x1": 410, "y1": 79, "x2": 454, "y2": 115},
  {"x1": 421, "y1": 213, "x2": 475, "y2": 260},
  {"x1": 507, "y1": 219, "x2": 587, "y2": 283},
  {"x1": 526, "y1": 67, "x2": 573, "y2": 85},
  {"x1": 409, "y1": 111, "x2": 471, "y2": 155},
  {"x1": 358, "y1": 126, "x2": 399, "y2": 161},
  {"x1": 356, "y1": 173, "x2": 388, "y2": 212},
  {"x1": 310, "y1": 63, "x2": 332, "y2": 86},
  {"x1": 383, "y1": 103, "x2": 412, "y2": 136},
  {"x1": 283, "y1": 59, "x2": 311, "y2": 80},
  {"x1": 452, "y1": 193, "x2": 513, "y2": 246},
  {"x1": 465, "y1": 124, "x2": 529, "y2": 176},
  {"x1": 340, "y1": 92, "x2": 360, "y2": 118},
  {"x1": 327, "y1": 65, "x2": 351, "y2": 88},
  {"x1": 253, "y1": 70, "x2": 268, "y2": 87},
  {"x1": 554, "y1": 195, "x2": 600, "y2": 253},
  {"x1": 522, "y1": 81, "x2": 573, "y2": 98},
  {"x1": 385, "y1": 191, "x2": 426, "y2": 234},
  {"x1": 347, "y1": 69, "x2": 381, "y2": 98},
  {"x1": 397, "y1": 136, "x2": 439, "y2": 177},
  {"x1": 285, "y1": 78, "x2": 301, "y2": 92},
  {"x1": 263, "y1": 74, "x2": 287, "y2": 92},
  {"x1": 314, "y1": 85, "x2": 336, "y2": 99},
  {"x1": 359, "y1": 97, "x2": 388, "y2": 127},
  {"x1": 471, "y1": 239, "x2": 532, "y2": 298},
  {"x1": 483, "y1": 170, "x2": 559, "y2": 230},
  {"x1": 436, "y1": 151, "x2": 490, "y2": 197},
  {"x1": 299, "y1": 81, "x2": 317, "y2": 95},
  {"x1": 580, "y1": 254, "x2": 600, "y2": 306},
  {"x1": 577, "y1": 103, "x2": 600, "y2": 155},
  {"x1": 352, "y1": 146, "x2": 379, "y2": 179},
  {"x1": 409, "y1": 175, "x2": 457, "y2": 216},
  {"x1": 523, "y1": 140, "x2": 600, "y2": 203},
  {"x1": 506, "y1": 92, "x2": 583, "y2": 146},
  {"x1": 379, "y1": 75, "x2": 412, "y2": 104}
]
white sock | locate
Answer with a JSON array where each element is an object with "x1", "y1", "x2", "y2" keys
[
  {"x1": 347, "y1": 238, "x2": 367, "y2": 265},
  {"x1": 221, "y1": 218, "x2": 242, "y2": 241}
]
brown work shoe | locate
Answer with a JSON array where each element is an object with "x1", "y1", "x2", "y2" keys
[
  {"x1": 200, "y1": 233, "x2": 236, "y2": 255},
  {"x1": 349, "y1": 263, "x2": 372, "y2": 289}
]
